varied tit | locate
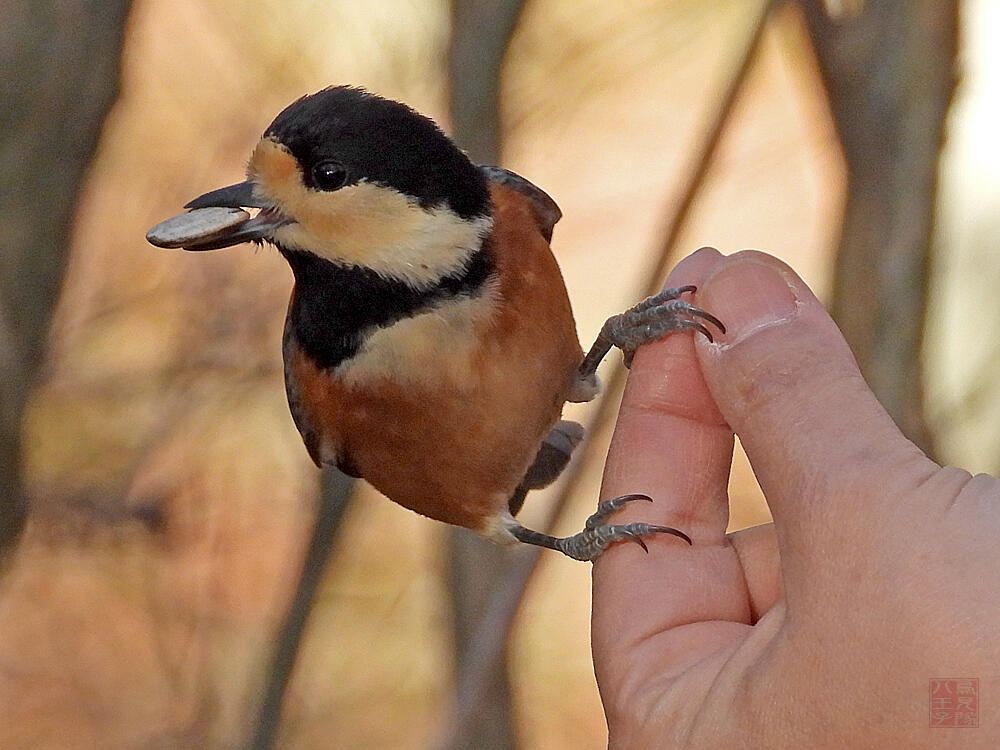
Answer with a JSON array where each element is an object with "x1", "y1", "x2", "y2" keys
[{"x1": 147, "y1": 86, "x2": 723, "y2": 561}]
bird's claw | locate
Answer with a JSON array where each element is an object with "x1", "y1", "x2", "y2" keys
[
  {"x1": 555, "y1": 494, "x2": 692, "y2": 561},
  {"x1": 605, "y1": 285, "x2": 725, "y2": 368}
]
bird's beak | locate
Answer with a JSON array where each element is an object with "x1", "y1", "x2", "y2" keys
[{"x1": 146, "y1": 180, "x2": 293, "y2": 251}]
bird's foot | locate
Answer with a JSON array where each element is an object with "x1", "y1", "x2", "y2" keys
[
  {"x1": 508, "y1": 493, "x2": 691, "y2": 562},
  {"x1": 604, "y1": 285, "x2": 725, "y2": 368}
]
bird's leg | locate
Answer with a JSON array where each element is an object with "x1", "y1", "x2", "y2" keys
[
  {"x1": 578, "y1": 285, "x2": 725, "y2": 379},
  {"x1": 506, "y1": 494, "x2": 691, "y2": 561},
  {"x1": 519, "y1": 420, "x2": 584, "y2": 492},
  {"x1": 509, "y1": 420, "x2": 585, "y2": 517}
]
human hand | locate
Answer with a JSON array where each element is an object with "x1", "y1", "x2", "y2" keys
[{"x1": 593, "y1": 248, "x2": 999, "y2": 748}]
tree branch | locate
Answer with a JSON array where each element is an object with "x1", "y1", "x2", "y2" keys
[{"x1": 244, "y1": 466, "x2": 356, "y2": 750}]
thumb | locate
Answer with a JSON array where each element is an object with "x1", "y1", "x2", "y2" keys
[{"x1": 694, "y1": 251, "x2": 934, "y2": 554}]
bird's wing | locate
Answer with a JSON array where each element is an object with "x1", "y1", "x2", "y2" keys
[{"x1": 478, "y1": 166, "x2": 562, "y2": 243}]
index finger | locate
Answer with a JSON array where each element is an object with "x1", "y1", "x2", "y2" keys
[{"x1": 593, "y1": 248, "x2": 755, "y2": 690}]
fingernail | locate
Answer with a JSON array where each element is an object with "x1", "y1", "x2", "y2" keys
[{"x1": 699, "y1": 258, "x2": 798, "y2": 345}]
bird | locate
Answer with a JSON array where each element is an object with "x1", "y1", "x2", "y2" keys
[{"x1": 146, "y1": 86, "x2": 724, "y2": 561}]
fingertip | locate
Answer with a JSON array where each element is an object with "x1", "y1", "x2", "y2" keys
[
  {"x1": 661, "y1": 246, "x2": 724, "y2": 293},
  {"x1": 626, "y1": 245, "x2": 725, "y2": 397},
  {"x1": 692, "y1": 245, "x2": 724, "y2": 259},
  {"x1": 696, "y1": 251, "x2": 805, "y2": 348},
  {"x1": 613, "y1": 247, "x2": 727, "y2": 426}
]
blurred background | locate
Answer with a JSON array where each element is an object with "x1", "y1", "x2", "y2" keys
[{"x1": 0, "y1": 0, "x2": 990, "y2": 748}]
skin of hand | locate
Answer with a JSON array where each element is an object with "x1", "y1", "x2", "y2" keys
[{"x1": 593, "y1": 247, "x2": 1000, "y2": 749}]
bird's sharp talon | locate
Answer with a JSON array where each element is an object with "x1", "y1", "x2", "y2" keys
[
  {"x1": 692, "y1": 322, "x2": 712, "y2": 341},
  {"x1": 620, "y1": 493, "x2": 652, "y2": 503},
  {"x1": 688, "y1": 307, "x2": 726, "y2": 334},
  {"x1": 650, "y1": 525, "x2": 693, "y2": 545}
]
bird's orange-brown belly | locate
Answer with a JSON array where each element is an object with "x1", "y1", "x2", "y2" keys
[{"x1": 287, "y1": 346, "x2": 570, "y2": 529}]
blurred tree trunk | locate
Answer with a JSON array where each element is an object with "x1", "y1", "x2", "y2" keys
[
  {"x1": 449, "y1": 0, "x2": 525, "y2": 168},
  {"x1": 0, "y1": 0, "x2": 133, "y2": 556},
  {"x1": 246, "y1": 466, "x2": 356, "y2": 750},
  {"x1": 797, "y1": 0, "x2": 959, "y2": 456},
  {"x1": 445, "y1": 2, "x2": 526, "y2": 749}
]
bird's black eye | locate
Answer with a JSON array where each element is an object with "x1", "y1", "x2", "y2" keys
[{"x1": 310, "y1": 160, "x2": 349, "y2": 191}]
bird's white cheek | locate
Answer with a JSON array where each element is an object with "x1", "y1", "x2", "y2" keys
[{"x1": 269, "y1": 186, "x2": 492, "y2": 288}]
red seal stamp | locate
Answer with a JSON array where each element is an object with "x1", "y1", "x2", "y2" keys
[{"x1": 929, "y1": 678, "x2": 979, "y2": 728}]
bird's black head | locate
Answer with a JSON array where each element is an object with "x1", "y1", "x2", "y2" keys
[
  {"x1": 168, "y1": 87, "x2": 494, "y2": 288},
  {"x1": 264, "y1": 87, "x2": 490, "y2": 221}
]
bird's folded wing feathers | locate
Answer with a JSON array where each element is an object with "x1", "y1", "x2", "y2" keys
[{"x1": 478, "y1": 166, "x2": 562, "y2": 242}]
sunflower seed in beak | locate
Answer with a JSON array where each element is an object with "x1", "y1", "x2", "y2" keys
[{"x1": 146, "y1": 207, "x2": 251, "y2": 249}]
